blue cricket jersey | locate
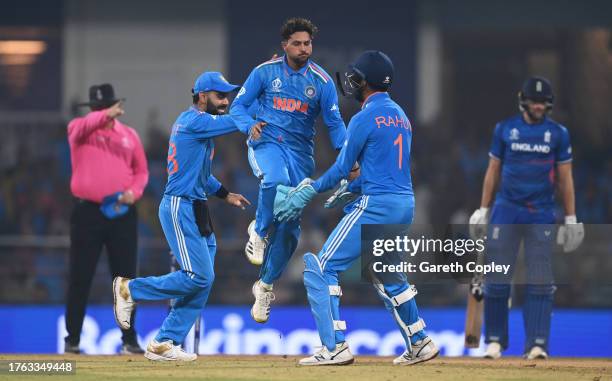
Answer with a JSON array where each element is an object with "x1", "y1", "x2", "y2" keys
[
  {"x1": 489, "y1": 114, "x2": 572, "y2": 209},
  {"x1": 230, "y1": 56, "x2": 346, "y2": 156},
  {"x1": 313, "y1": 92, "x2": 414, "y2": 196},
  {"x1": 164, "y1": 106, "x2": 238, "y2": 200}
]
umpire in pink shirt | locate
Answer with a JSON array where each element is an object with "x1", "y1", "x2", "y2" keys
[{"x1": 65, "y1": 84, "x2": 148, "y2": 354}]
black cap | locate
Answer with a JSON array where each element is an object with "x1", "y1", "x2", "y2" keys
[
  {"x1": 78, "y1": 83, "x2": 125, "y2": 110},
  {"x1": 349, "y1": 50, "x2": 394, "y2": 90}
]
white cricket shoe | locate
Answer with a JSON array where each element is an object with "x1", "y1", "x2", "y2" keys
[
  {"x1": 113, "y1": 276, "x2": 134, "y2": 330},
  {"x1": 245, "y1": 220, "x2": 267, "y2": 265},
  {"x1": 484, "y1": 342, "x2": 502, "y2": 359},
  {"x1": 144, "y1": 340, "x2": 196, "y2": 362},
  {"x1": 525, "y1": 345, "x2": 548, "y2": 360},
  {"x1": 393, "y1": 337, "x2": 439, "y2": 365},
  {"x1": 299, "y1": 342, "x2": 355, "y2": 366},
  {"x1": 251, "y1": 280, "x2": 275, "y2": 323}
]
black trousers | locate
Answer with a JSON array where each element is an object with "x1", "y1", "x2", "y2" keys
[{"x1": 65, "y1": 200, "x2": 139, "y2": 345}]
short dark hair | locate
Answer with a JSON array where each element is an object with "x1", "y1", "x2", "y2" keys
[
  {"x1": 192, "y1": 89, "x2": 199, "y2": 104},
  {"x1": 281, "y1": 17, "x2": 318, "y2": 41}
]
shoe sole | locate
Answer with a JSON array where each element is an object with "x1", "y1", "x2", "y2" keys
[
  {"x1": 245, "y1": 221, "x2": 264, "y2": 266},
  {"x1": 299, "y1": 357, "x2": 355, "y2": 366},
  {"x1": 395, "y1": 348, "x2": 440, "y2": 366},
  {"x1": 526, "y1": 354, "x2": 548, "y2": 360},
  {"x1": 112, "y1": 277, "x2": 131, "y2": 330},
  {"x1": 484, "y1": 353, "x2": 502, "y2": 359},
  {"x1": 250, "y1": 305, "x2": 268, "y2": 323},
  {"x1": 245, "y1": 247, "x2": 264, "y2": 266},
  {"x1": 144, "y1": 351, "x2": 196, "y2": 362}
]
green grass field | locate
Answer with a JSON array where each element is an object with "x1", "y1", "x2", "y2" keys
[{"x1": 1, "y1": 355, "x2": 610, "y2": 381}]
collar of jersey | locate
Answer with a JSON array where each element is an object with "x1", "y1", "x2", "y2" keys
[
  {"x1": 283, "y1": 55, "x2": 311, "y2": 76},
  {"x1": 190, "y1": 105, "x2": 207, "y2": 114},
  {"x1": 520, "y1": 114, "x2": 548, "y2": 126},
  {"x1": 361, "y1": 92, "x2": 388, "y2": 109}
]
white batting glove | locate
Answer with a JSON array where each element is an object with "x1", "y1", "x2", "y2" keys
[
  {"x1": 469, "y1": 207, "x2": 490, "y2": 239},
  {"x1": 556, "y1": 215, "x2": 585, "y2": 253}
]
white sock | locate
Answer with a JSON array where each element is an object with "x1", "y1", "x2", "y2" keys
[{"x1": 259, "y1": 280, "x2": 273, "y2": 291}]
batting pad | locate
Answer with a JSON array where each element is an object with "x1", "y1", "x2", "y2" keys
[{"x1": 303, "y1": 253, "x2": 336, "y2": 351}]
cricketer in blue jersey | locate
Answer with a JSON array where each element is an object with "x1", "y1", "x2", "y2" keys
[
  {"x1": 229, "y1": 18, "x2": 348, "y2": 323},
  {"x1": 274, "y1": 51, "x2": 439, "y2": 366},
  {"x1": 112, "y1": 72, "x2": 250, "y2": 361},
  {"x1": 469, "y1": 77, "x2": 584, "y2": 360}
]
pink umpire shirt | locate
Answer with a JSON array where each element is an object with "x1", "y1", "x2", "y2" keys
[{"x1": 68, "y1": 110, "x2": 149, "y2": 204}]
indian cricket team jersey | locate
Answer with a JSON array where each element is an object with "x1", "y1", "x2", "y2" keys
[
  {"x1": 490, "y1": 114, "x2": 572, "y2": 209},
  {"x1": 230, "y1": 56, "x2": 346, "y2": 156},
  {"x1": 313, "y1": 92, "x2": 414, "y2": 196},
  {"x1": 164, "y1": 106, "x2": 237, "y2": 200}
]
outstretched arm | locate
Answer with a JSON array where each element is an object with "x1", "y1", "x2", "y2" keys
[
  {"x1": 230, "y1": 67, "x2": 265, "y2": 135},
  {"x1": 312, "y1": 116, "x2": 369, "y2": 194},
  {"x1": 189, "y1": 113, "x2": 239, "y2": 139},
  {"x1": 320, "y1": 79, "x2": 347, "y2": 150}
]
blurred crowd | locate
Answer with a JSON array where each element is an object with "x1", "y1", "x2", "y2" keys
[{"x1": 0, "y1": 105, "x2": 610, "y2": 307}]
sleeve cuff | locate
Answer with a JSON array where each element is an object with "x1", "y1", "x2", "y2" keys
[{"x1": 488, "y1": 152, "x2": 502, "y2": 161}]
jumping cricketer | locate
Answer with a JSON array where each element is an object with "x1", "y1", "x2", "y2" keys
[{"x1": 230, "y1": 18, "x2": 347, "y2": 323}]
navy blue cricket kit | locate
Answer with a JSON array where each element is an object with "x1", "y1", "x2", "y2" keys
[
  {"x1": 128, "y1": 106, "x2": 237, "y2": 345},
  {"x1": 484, "y1": 114, "x2": 572, "y2": 352}
]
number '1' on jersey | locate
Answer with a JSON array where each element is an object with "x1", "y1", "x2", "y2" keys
[{"x1": 313, "y1": 92, "x2": 414, "y2": 196}]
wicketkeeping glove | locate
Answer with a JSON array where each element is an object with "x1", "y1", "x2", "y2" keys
[
  {"x1": 468, "y1": 207, "x2": 489, "y2": 239},
  {"x1": 273, "y1": 178, "x2": 317, "y2": 222},
  {"x1": 324, "y1": 179, "x2": 356, "y2": 209},
  {"x1": 556, "y1": 215, "x2": 585, "y2": 253}
]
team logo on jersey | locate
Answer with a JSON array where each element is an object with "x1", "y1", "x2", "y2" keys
[
  {"x1": 544, "y1": 130, "x2": 551, "y2": 143},
  {"x1": 330, "y1": 104, "x2": 338, "y2": 112},
  {"x1": 511, "y1": 142, "x2": 550, "y2": 153},
  {"x1": 304, "y1": 85, "x2": 316, "y2": 98},
  {"x1": 273, "y1": 96, "x2": 309, "y2": 113},
  {"x1": 509, "y1": 128, "x2": 520, "y2": 140},
  {"x1": 271, "y1": 77, "x2": 282, "y2": 92},
  {"x1": 236, "y1": 87, "x2": 246, "y2": 99}
]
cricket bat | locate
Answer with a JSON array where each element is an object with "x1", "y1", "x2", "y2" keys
[{"x1": 464, "y1": 264, "x2": 484, "y2": 348}]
